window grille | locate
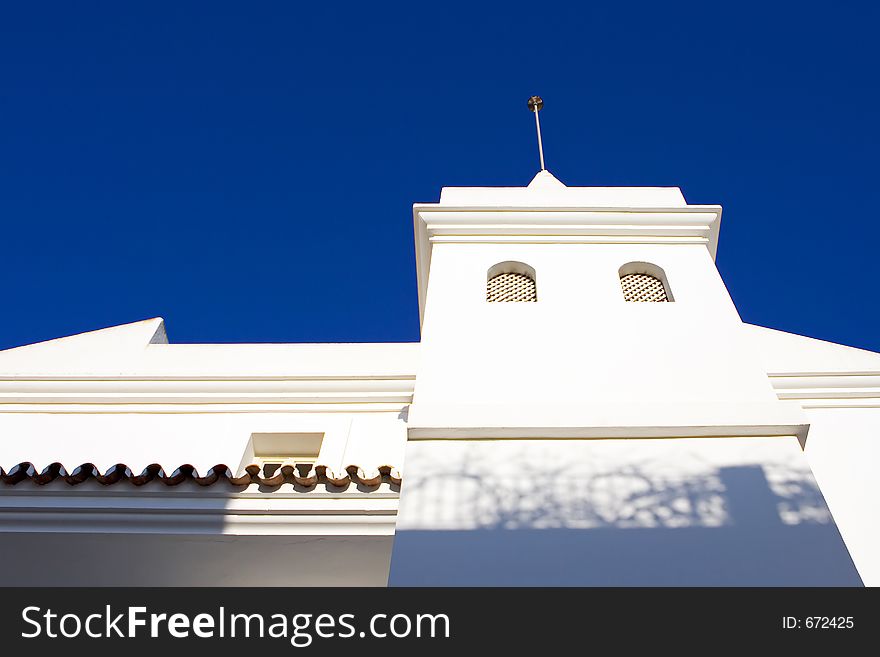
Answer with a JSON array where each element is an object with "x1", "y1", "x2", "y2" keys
[
  {"x1": 620, "y1": 273, "x2": 669, "y2": 302},
  {"x1": 487, "y1": 271, "x2": 537, "y2": 302}
]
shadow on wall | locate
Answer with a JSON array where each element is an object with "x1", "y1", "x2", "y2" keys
[{"x1": 389, "y1": 466, "x2": 863, "y2": 586}]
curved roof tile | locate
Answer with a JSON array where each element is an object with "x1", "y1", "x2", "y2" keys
[{"x1": 0, "y1": 462, "x2": 401, "y2": 488}]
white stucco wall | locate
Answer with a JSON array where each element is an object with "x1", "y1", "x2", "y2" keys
[
  {"x1": 743, "y1": 324, "x2": 880, "y2": 586},
  {"x1": 0, "y1": 321, "x2": 415, "y2": 475},
  {"x1": 0, "y1": 412, "x2": 406, "y2": 476},
  {"x1": 390, "y1": 436, "x2": 861, "y2": 586},
  {"x1": 0, "y1": 321, "x2": 416, "y2": 586},
  {"x1": 414, "y1": 243, "x2": 773, "y2": 408},
  {"x1": 802, "y1": 408, "x2": 880, "y2": 586},
  {"x1": 395, "y1": 177, "x2": 863, "y2": 586},
  {"x1": 2, "y1": 175, "x2": 878, "y2": 588},
  {"x1": 0, "y1": 533, "x2": 393, "y2": 586}
]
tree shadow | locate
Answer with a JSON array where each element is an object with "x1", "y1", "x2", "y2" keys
[{"x1": 390, "y1": 463, "x2": 862, "y2": 586}]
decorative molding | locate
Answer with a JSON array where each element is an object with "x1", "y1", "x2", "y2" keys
[
  {"x1": 0, "y1": 402, "x2": 410, "y2": 414},
  {"x1": 0, "y1": 376, "x2": 416, "y2": 408},
  {"x1": 0, "y1": 486, "x2": 399, "y2": 535},
  {"x1": 769, "y1": 372, "x2": 880, "y2": 409}
]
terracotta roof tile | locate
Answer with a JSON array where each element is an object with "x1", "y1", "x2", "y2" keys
[{"x1": 0, "y1": 462, "x2": 401, "y2": 489}]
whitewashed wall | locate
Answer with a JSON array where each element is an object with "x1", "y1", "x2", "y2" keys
[
  {"x1": 395, "y1": 177, "x2": 863, "y2": 586},
  {"x1": 0, "y1": 321, "x2": 415, "y2": 586},
  {"x1": 2, "y1": 175, "x2": 878, "y2": 588},
  {"x1": 391, "y1": 437, "x2": 861, "y2": 585}
]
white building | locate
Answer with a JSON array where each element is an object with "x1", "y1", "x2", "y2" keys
[{"x1": 0, "y1": 169, "x2": 876, "y2": 586}]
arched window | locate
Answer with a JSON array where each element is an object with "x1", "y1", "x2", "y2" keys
[
  {"x1": 619, "y1": 262, "x2": 673, "y2": 302},
  {"x1": 486, "y1": 261, "x2": 537, "y2": 302}
]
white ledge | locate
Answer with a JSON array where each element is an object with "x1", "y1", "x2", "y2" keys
[
  {"x1": 0, "y1": 377, "x2": 416, "y2": 405},
  {"x1": 406, "y1": 401, "x2": 809, "y2": 442},
  {"x1": 0, "y1": 487, "x2": 399, "y2": 536}
]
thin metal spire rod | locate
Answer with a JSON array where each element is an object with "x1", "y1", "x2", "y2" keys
[
  {"x1": 527, "y1": 96, "x2": 546, "y2": 171},
  {"x1": 534, "y1": 108, "x2": 545, "y2": 170}
]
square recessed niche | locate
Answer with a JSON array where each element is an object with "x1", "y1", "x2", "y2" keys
[{"x1": 240, "y1": 432, "x2": 325, "y2": 478}]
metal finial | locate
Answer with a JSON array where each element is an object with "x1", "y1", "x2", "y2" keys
[{"x1": 527, "y1": 96, "x2": 546, "y2": 170}]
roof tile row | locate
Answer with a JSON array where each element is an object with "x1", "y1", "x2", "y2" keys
[{"x1": 0, "y1": 462, "x2": 401, "y2": 488}]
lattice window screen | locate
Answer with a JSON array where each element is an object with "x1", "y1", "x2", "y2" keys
[
  {"x1": 487, "y1": 272, "x2": 537, "y2": 302},
  {"x1": 620, "y1": 273, "x2": 669, "y2": 302}
]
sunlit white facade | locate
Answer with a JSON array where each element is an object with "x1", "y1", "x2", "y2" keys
[{"x1": 1, "y1": 171, "x2": 876, "y2": 586}]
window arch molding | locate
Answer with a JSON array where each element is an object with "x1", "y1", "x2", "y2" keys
[
  {"x1": 486, "y1": 261, "x2": 537, "y2": 302},
  {"x1": 618, "y1": 261, "x2": 674, "y2": 302}
]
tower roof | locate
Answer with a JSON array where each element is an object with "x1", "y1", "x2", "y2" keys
[{"x1": 438, "y1": 170, "x2": 688, "y2": 208}]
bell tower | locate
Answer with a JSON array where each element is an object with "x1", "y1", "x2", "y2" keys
[
  {"x1": 406, "y1": 169, "x2": 805, "y2": 438},
  {"x1": 389, "y1": 100, "x2": 861, "y2": 585}
]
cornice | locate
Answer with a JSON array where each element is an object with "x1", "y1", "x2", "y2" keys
[{"x1": 0, "y1": 375, "x2": 416, "y2": 409}]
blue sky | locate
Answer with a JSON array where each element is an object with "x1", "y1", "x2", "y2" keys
[{"x1": 1, "y1": 2, "x2": 878, "y2": 351}]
